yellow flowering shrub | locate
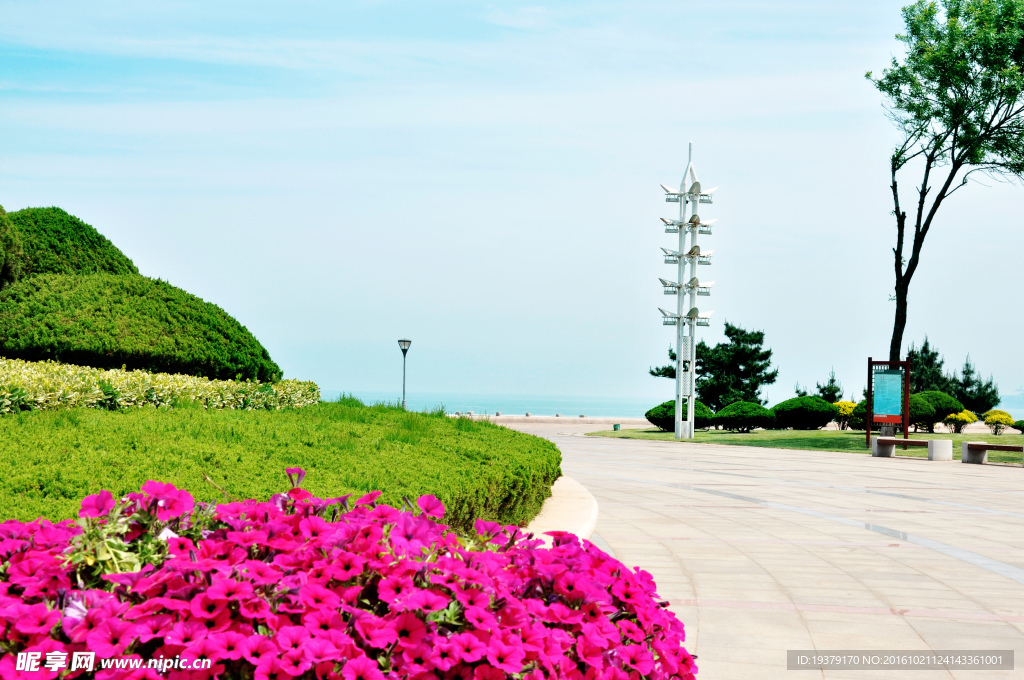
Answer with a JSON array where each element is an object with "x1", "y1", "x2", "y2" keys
[
  {"x1": 983, "y1": 409, "x2": 1015, "y2": 435},
  {"x1": 943, "y1": 409, "x2": 977, "y2": 434},
  {"x1": 833, "y1": 401, "x2": 856, "y2": 430}
]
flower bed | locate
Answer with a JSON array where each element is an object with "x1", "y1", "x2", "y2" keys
[{"x1": 0, "y1": 470, "x2": 696, "y2": 679}]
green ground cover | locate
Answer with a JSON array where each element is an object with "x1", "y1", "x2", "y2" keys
[
  {"x1": 0, "y1": 398, "x2": 562, "y2": 531},
  {"x1": 588, "y1": 427, "x2": 1024, "y2": 464}
]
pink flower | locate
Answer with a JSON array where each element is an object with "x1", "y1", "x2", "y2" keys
[
  {"x1": 140, "y1": 481, "x2": 194, "y2": 521},
  {"x1": 618, "y1": 644, "x2": 654, "y2": 675},
  {"x1": 242, "y1": 635, "x2": 278, "y2": 666},
  {"x1": 417, "y1": 494, "x2": 445, "y2": 518},
  {"x1": 341, "y1": 655, "x2": 384, "y2": 680},
  {"x1": 86, "y1": 619, "x2": 136, "y2": 657},
  {"x1": 487, "y1": 637, "x2": 525, "y2": 674},
  {"x1": 354, "y1": 490, "x2": 382, "y2": 506},
  {"x1": 13, "y1": 603, "x2": 61, "y2": 635},
  {"x1": 79, "y1": 490, "x2": 115, "y2": 518},
  {"x1": 285, "y1": 467, "x2": 306, "y2": 487}
]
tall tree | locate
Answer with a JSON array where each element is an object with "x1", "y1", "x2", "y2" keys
[
  {"x1": 815, "y1": 368, "x2": 844, "y2": 403},
  {"x1": 649, "y1": 322, "x2": 778, "y2": 411},
  {"x1": 0, "y1": 205, "x2": 22, "y2": 291},
  {"x1": 907, "y1": 336, "x2": 950, "y2": 392},
  {"x1": 868, "y1": 0, "x2": 1024, "y2": 360},
  {"x1": 948, "y1": 355, "x2": 1000, "y2": 413}
]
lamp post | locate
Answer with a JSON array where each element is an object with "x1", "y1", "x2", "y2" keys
[
  {"x1": 398, "y1": 339, "x2": 411, "y2": 409},
  {"x1": 659, "y1": 143, "x2": 717, "y2": 439}
]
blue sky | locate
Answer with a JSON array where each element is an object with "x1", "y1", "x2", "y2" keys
[{"x1": 2, "y1": 1, "x2": 1021, "y2": 410}]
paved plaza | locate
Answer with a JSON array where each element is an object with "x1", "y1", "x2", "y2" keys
[{"x1": 508, "y1": 423, "x2": 1024, "y2": 679}]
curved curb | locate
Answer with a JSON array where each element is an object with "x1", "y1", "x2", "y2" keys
[{"x1": 524, "y1": 476, "x2": 598, "y2": 545}]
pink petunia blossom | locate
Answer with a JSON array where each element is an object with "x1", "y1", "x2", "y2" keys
[
  {"x1": 341, "y1": 655, "x2": 385, "y2": 680},
  {"x1": 79, "y1": 490, "x2": 115, "y2": 518},
  {"x1": 417, "y1": 494, "x2": 445, "y2": 518}
]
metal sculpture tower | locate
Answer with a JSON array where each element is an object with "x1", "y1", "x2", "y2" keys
[{"x1": 658, "y1": 143, "x2": 717, "y2": 439}]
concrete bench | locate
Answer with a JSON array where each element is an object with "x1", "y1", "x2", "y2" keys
[
  {"x1": 872, "y1": 437, "x2": 952, "y2": 461},
  {"x1": 962, "y1": 442, "x2": 1024, "y2": 465}
]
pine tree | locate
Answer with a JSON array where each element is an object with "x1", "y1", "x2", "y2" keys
[
  {"x1": 948, "y1": 356, "x2": 1000, "y2": 414},
  {"x1": 815, "y1": 368, "x2": 844, "y2": 403},
  {"x1": 649, "y1": 322, "x2": 778, "y2": 411},
  {"x1": 907, "y1": 336, "x2": 950, "y2": 393}
]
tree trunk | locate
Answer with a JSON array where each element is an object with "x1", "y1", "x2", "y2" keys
[{"x1": 889, "y1": 280, "x2": 908, "y2": 361}]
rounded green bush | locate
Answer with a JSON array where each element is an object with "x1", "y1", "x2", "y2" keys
[
  {"x1": 915, "y1": 391, "x2": 963, "y2": 431},
  {"x1": 1013, "y1": 420, "x2": 1024, "y2": 434},
  {"x1": 0, "y1": 205, "x2": 23, "y2": 291},
  {"x1": 0, "y1": 273, "x2": 282, "y2": 382},
  {"x1": 771, "y1": 395, "x2": 838, "y2": 430},
  {"x1": 715, "y1": 400, "x2": 772, "y2": 433},
  {"x1": 7, "y1": 207, "x2": 138, "y2": 277},
  {"x1": 645, "y1": 398, "x2": 714, "y2": 431},
  {"x1": 908, "y1": 393, "x2": 936, "y2": 431}
]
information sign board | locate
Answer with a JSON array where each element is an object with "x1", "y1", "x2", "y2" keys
[{"x1": 873, "y1": 369, "x2": 903, "y2": 417}]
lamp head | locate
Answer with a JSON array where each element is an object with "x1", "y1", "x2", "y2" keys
[{"x1": 398, "y1": 339, "x2": 411, "y2": 355}]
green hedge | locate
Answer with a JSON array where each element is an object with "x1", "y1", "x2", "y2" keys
[
  {"x1": 771, "y1": 396, "x2": 837, "y2": 430},
  {"x1": 644, "y1": 399, "x2": 714, "y2": 431},
  {"x1": 715, "y1": 400, "x2": 773, "y2": 432},
  {"x1": 0, "y1": 274, "x2": 282, "y2": 382},
  {"x1": 7, "y1": 207, "x2": 138, "y2": 278},
  {"x1": 0, "y1": 357, "x2": 318, "y2": 414},
  {"x1": 0, "y1": 205, "x2": 22, "y2": 290},
  {"x1": 0, "y1": 400, "x2": 562, "y2": 532}
]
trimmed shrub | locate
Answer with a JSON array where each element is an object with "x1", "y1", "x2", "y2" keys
[
  {"x1": 715, "y1": 400, "x2": 773, "y2": 432},
  {"x1": 1014, "y1": 420, "x2": 1024, "y2": 434},
  {"x1": 944, "y1": 409, "x2": 977, "y2": 433},
  {"x1": 849, "y1": 400, "x2": 883, "y2": 431},
  {"x1": 983, "y1": 409, "x2": 1014, "y2": 435},
  {"x1": 771, "y1": 395, "x2": 838, "y2": 430},
  {"x1": 0, "y1": 356, "x2": 317, "y2": 414},
  {"x1": 0, "y1": 473, "x2": 699, "y2": 679},
  {"x1": 645, "y1": 398, "x2": 714, "y2": 431},
  {"x1": 0, "y1": 401, "x2": 563, "y2": 531},
  {"x1": 0, "y1": 273, "x2": 282, "y2": 381},
  {"x1": 834, "y1": 400, "x2": 856, "y2": 430},
  {"x1": 0, "y1": 205, "x2": 22, "y2": 291},
  {"x1": 915, "y1": 391, "x2": 964, "y2": 432},
  {"x1": 7, "y1": 206, "x2": 138, "y2": 277},
  {"x1": 908, "y1": 393, "x2": 936, "y2": 432}
]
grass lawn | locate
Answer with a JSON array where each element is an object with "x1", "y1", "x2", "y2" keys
[{"x1": 588, "y1": 427, "x2": 1024, "y2": 464}]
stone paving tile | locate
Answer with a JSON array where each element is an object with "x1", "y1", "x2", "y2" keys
[{"x1": 508, "y1": 424, "x2": 1024, "y2": 677}]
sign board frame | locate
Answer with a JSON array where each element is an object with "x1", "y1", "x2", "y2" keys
[{"x1": 866, "y1": 357, "x2": 910, "y2": 449}]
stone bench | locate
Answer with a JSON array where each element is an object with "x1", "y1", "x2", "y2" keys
[
  {"x1": 962, "y1": 442, "x2": 1024, "y2": 465},
  {"x1": 872, "y1": 437, "x2": 952, "y2": 461}
]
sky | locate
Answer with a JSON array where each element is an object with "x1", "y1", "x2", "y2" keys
[{"x1": 1, "y1": 0, "x2": 1021, "y2": 411}]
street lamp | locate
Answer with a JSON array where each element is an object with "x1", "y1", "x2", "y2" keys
[
  {"x1": 398, "y1": 339, "x2": 411, "y2": 409},
  {"x1": 658, "y1": 142, "x2": 718, "y2": 439}
]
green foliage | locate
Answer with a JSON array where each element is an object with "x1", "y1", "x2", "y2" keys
[
  {"x1": 915, "y1": 390, "x2": 964, "y2": 431},
  {"x1": 908, "y1": 337, "x2": 950, "y2": 393},
  {"x1": 908, "y1": 393, "x2": 936, "y2": 431},
  {"x1": 983, "y1": 409, "x2": 1015, "y2": 435},
  {"x1": 0, "y1": 205, "x2": 23, "y2": 291},
  {"x1": 868, "y1": 1, "x2": 1024, "y2": 358},
  {"x1": 0, "y1": 274, "x2": 282, "y2": 381},
  {"x1": 849, "y1": 399, "x2": 884, "y2": 431},
  {"x1": 948, "y1": 355, "x2": 1000, "y2": 414},
  {"x1": 0, "y1": 402, "x2": 562, "y2": 532},
  {"x1": 649, "y1": 322, "x2": 779, "y2": 411},
  {"x1": 815, "y1": 368, "x2": 844, "y2": 403},
  {"x1": 7, "y1": 207, "x2": 138, "y2": 277},
  {"x1": 771, "y1": 396, "x2": 838, "y2": 430},
  {"x1": 714, "y1": 400, "x2": 773, "y2": 433},
  {"x1": 944, "y1": 409, "x2": 978, "y2": 433},
  {"x1": 1014, "y1": 420, "x2": 1024, "y2": 433},
  {"x1": 0, "y1": 357, "x2": 317, "y2": 415},
  {"x1": 644, "y1": 399, "x2": 714, "y2": 432}
]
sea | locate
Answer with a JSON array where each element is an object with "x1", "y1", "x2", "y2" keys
[
  {"x1": 319, "y1": 391, "x2": 662, "y2": 418},
  {"x1": 320, "y1": 390, "x2": 1024, "y2": 420}
]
